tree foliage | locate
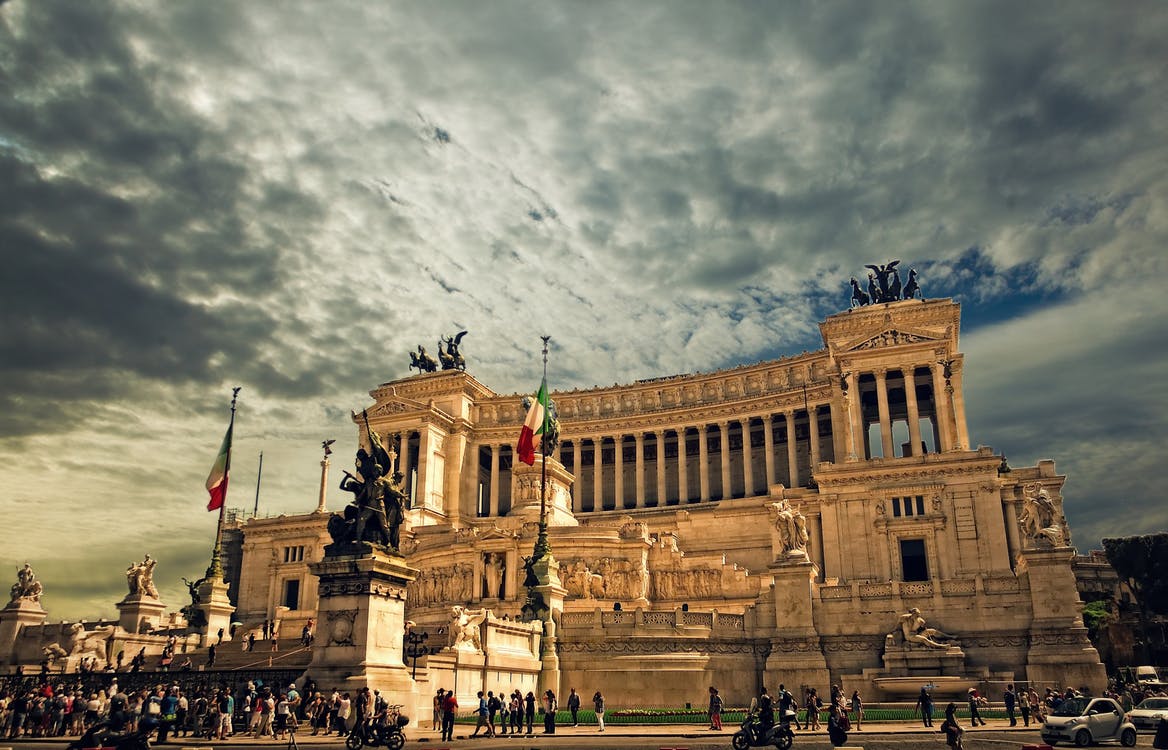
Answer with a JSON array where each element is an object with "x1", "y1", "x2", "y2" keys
[{"x1": 1102, "y1": 533, "x2": 1168, "y2": 616}]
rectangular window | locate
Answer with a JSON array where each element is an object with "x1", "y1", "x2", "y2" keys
[
  {"x1": 900, "y1": 539, "x2": 929, "y2": 582},
  {"x1": 915, "y1": 496, "x2": 925, "y2": 515},
  {"x1": 282, "y1": 579, "x2": 300, "y2": 610},
  {"x1": 892, "y1": 498, "x2": 902, "y2": 517}
]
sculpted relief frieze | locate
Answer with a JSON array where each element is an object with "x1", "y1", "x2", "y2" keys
[{"x1": 407, "y1": 562, "x2": 476, "y2": 607}]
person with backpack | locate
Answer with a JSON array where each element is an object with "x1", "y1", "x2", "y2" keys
[
  {"x1": 487, "y1": 691, "x2": 501, "y2": 735},
  {"x1": 942, "y1": 702, "x2": 964, "y2": 750}
]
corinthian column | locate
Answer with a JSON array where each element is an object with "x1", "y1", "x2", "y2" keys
[
  {"x1": 741, "y1": 419, "x2": 754, "y2": 497},
  {"x1": 698, "y1": 426, "x2": 710, "y2": 501},
  {"x1": 719, "y1": 421, "x2": 731, "y2": 499},
  {"x1": 677, "y1": 427, "x2": 689, "y2": 503},
  {"x1": 635, "y1": 433, "x2": 646, "y2": 508},
  {"x1": 875, "y1": 369, "x2": 894, "y2": 458},
  {"x1": 656, "y1": 431, "x2": 668, "y2": 507},
  {"x1": 904, "y1": 369, "x2": 923, "y2": 456},
  {"x1": 614, "y1": 434, "x2": 625, "y2": 509},
  {"x1": 763, "y1": 415, "x2": 776, "y2": 487},
  {"x1": 785, "y1": 411, "x2": 799, "y2": 487}
]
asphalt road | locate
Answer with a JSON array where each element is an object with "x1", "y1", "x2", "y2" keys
[{"x1": 0, "y1": 726, "x2": 1161, "y2": 750}]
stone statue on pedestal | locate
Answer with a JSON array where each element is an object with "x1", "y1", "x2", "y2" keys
[
  {"x1": 449, "y1": 605, "x2": 488, "y2": 652},
  {"x1": 770, "y1": 499, "x2": 809, "y2": 556},
  {"x1": 126, "y1": 555, "x2": 159, "y2": 598},
  {"x1": 891, "y1": 607, "x2": 955, "y2": 649},
  {"x1": 328, "y1": 411, "x2": 410, "y2": 554},
  {"x1": 8, "y1": 563, "x2": 42, "y2": 604},
  {"x1": 1018, "y1": 483, "x2": 1069, "y2": 548}
]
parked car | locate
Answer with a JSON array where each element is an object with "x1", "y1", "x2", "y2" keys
[
  {"x1": 1127, "y1": 696, "x2": 1168, "y2": 732},
  {"x1": 1041, "y1": 696, "x2": 1137, "y2": 747}
]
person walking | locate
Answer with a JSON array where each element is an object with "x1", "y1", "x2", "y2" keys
[
  {"x1": 567, "y1": 688, "x2": 580, "y2": 727},
  {"x1": 541, "y1": 690, "x2": 557, "y2": 734},
  {"x1": 916, "y1": 686, "x2": 934, "y2": 727},
  {"x1": 207, "y1": 643, "x2": 216, "y2": 669},
  {"x1": 827, "y1": 704, "x2": 849, "y2": 747},
  {"x1": 967, "y1": 688, "x2": 986, "y2": 726},
  {"x1": 808, "y1": 688, "x2": 822, "y2": 731},
  {"x1": 471, "y1": 691, "x2": 491, "y2": 738},
  {"x1": 850, "y1": 690, "x2": 864, "y2": 731},
  {"x1": 708, "y1": 686, "x2": 722, "y2": 731},
  {"x1": 593, "y1": 691, "x2": 605, "y2": 733},
  {"x1": 1004, "y1": 684, "x2": 1018, "y2": 727}
]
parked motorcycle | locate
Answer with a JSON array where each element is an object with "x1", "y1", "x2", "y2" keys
[
  {"x1": 732, "y1": 708, "x2": 797, "y2": 750},
  {"x1": 66, "y1": 721, "x2": 151, "y2": 750},
  {"x1": 345, "y1": 714, "x2": 409, "y2": 750}
]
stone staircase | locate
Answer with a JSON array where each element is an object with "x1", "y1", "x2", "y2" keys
[{"x1": 196, "y1": 637, "x2": 313, "y2": 671}]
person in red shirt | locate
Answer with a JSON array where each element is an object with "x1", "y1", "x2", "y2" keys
[{"x1": 440, "y1": 690, "x2": 458, "y2": 742}]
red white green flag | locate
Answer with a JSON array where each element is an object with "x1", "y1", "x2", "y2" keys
[
  {"x1": 516, "y1": 377, "x2": 550, "y2": 466},
  {"x1": 205, "y1": 421, "x2": 234, "y2": 511}
]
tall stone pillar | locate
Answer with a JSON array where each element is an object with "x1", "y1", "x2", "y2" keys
[
  {"x1": 808, "y1": 406, "x2": 821, "y2": 472},
  {"x1": 1017, "y1": 547, "x2": 1106, "y2": 693},
  {"x1": 785, "y1": 412, "x2": 799, "y2": 487},
  {"x1": 655, "y1": 432, "x2": 668, "y2": 507},
  {"x1": 931, "y1": 364, "x2": 954, "y2": 452},
  {"x1": 875, "y1": 369, "x2": 894, "y2": 458},
  {"x1": 763, "y1": 556, "x2": 829, "y2": 692},
  {"x1": 442, "y1": 428, "x2": 467, "y2": 523},
  {"x1": 846, "y1": 372, "x2": 864, "y2": 460},
  {"x1": 614, "y1": 434, "x2": 625, "y2": 509},
  {"x1": 741, "y1": 419, "x2": 754, "y2": 497},
  {"x1": 904, "y1": 369, "x2": 923, "y2": 456},
  {"x1": 718, "y1": 421, "x2": 731, "y2": 499},
  {"x1": 415, "y1": 425, "x2": 445, "y2": 511},
  {"x1": 488, "y1": 444, "x2": 500, "y2": 517},
  {"x1": 572, "y1": 441, "x2": 583, "y2": 512},
  {"x1": 635, "y1": 433, "x2": 646, "y2": 508},
  {"x1": 399, "y1": 432, "x2": 413, "y2": 499},
  {"x1": 677, "y1": 427, "x2": 689, "y2": 503},
  {"x1": 592, "y1": 437, "x2": 604, "y2": 511},
  {"x1": 308, "y1": 549, "x2": 423, "y2": 715},
  {"x1": 763, "y1": 415, "x2": 776, "y2": 486},
  {"x1": 951, "y1": 365, "x2": 969, "y2": 450},
  {"x1": 317, "y1": 457, "x2": 330, "y2": 513},
  {"x1": 698, "y1": 426, "x2": 710, "y2": 501}
]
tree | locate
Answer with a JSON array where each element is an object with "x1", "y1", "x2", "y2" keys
[{"x1": 1103, "y1": 533, "x2": 1168, "y2": 664}]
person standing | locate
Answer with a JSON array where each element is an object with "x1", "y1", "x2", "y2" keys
[
  {"x1": 850, "y1": 690, "x2": 863, "y2": 731},
  {"x1": 593, "y1": 691, "x2": 606, "y2": 733},
  {"x1": 541, "y1": 690, "x2": 557, "y2": 734},
  {"x1": 1004, "y1": 684, "x2": 1018, "y2": 727},
  {"x1": 440, "y1": 689, "x2": 457, "y2": 743},
  {"x1": 916, "y1": 686, "x2": 934, "y2": 727},
  {"x1": 708, "y1": 686, "x2": 722, "y2": 731},
  {"x1": 805, "y1": 688, "x2": 822, "y2": 731},
  {"x1": 758, "y1": 687, "x2": 775, "y2": 732},
  {"x1": 567, "y1": 688, "x2": 580, "y2": 727},
  {"x1": 207, "y1": 643, "x2": 217, "y2": 669},
  {"x1": 432, "y1": 690, "x2": 443, "y2": 732},
  {"x1": 524, "y1": 691, "x2": 536, "y2": 735},
  {"x1": 827, "y1": 704, "x2": 849, "y2": 747}
]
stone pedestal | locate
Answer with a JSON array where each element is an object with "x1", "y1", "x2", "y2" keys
[
  {"x1": 764, "y1": 556, "x2": 829, "y2": 691},
  {"x1": 195, "y1": 576, "x2": 235, "y2": 646},
  {"x1": 510, "y1": 456, "x2": 578, "y2": 526},
  {"x1": 0, "y1": 599, "x2": 47, "y2": 666},
  {"x1": 116, "y1": 594, "x2": 166, "y2": 635},
  {"x1": 1018, "y1": 547, "x2": 1106, "y2": 693},
  {"x1": 307, "y1": 548, "x2": 422, "y2": 714}
]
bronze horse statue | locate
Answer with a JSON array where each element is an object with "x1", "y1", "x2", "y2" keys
[
  {"x1": 409, "y1": 345, "x2": 439, "y2": 373},
  {"x1": 849, "y1": 277, "x2": 870, "y2": 307}
]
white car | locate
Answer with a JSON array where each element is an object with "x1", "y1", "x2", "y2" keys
[
  {"x1": 1041, "y1": 696, "x2": 1137, "y2": 747},
  {"x1": 1128, "y1": 696, "x2": 1168, "y2": 732}
]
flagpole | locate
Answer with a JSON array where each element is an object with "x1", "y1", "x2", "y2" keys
[
  {"x1": 207, "y1": 386, "x2": 241, "y2": 579},
  {"x1": 534, "y1": 335, "x2": 551, "y2": 560}
]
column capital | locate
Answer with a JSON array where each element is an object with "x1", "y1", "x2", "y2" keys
[
  {"x1": 873, "y1": 368, "x2": 888, "y2": 381},
  {"x1": 634, "y1": 432, "x2": 645, "y2": 443}
]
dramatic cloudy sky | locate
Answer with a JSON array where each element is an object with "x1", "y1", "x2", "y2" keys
[{"x1": 2, "y1": 1, "x2": 1165, "y2": 620}]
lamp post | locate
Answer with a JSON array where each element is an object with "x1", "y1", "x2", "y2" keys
[{"x1": 404, "y1": 628, "x2": 432, "y2": 680}]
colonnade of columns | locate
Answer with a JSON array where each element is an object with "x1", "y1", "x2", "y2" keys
[
  {"x1": 842, "y1": 362, "x2": 966, "y2": 460},
  {"x1": 473, "y1": 406, "x2": 834, "y2": 517}
]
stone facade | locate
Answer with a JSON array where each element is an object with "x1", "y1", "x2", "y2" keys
[{"x1": 224, "y1": 297, "x2": 1105, "y2": 707}]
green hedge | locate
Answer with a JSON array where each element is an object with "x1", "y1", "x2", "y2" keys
[{"x1": 457, "y1": 705, "x2": 1009, "y2": 726}]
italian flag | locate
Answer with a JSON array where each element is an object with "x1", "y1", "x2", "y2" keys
[
  {"x1": 516, "y1": 377, "x2": 550, "y2": 466},
  {"x1": 205, "y1": 421, "x2": 234, "y2": 511}
]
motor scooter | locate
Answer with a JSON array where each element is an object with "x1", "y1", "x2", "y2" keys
[
  {"x1": 731, "y1": 708, "x2": 796, "y2": 750},
  {"x1": 66, "y1": 721, "x2": 151, "y2": 750}
]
